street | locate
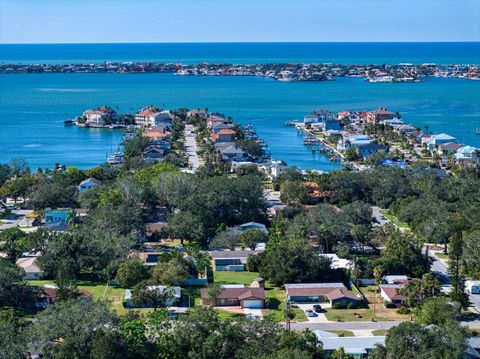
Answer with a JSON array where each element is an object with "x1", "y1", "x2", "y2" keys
[{"x1": 184, "y1": 124, "x2": 201, "y2": 171}]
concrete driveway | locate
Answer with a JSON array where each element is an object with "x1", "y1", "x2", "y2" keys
[{"x1": 296, "y1": 303, "x2": 330, "y2": 323}]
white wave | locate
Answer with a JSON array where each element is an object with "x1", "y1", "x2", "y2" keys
[
  {"x1": 22, "y1": 143, "x2": 42, "y2": 148},
  {"x1": 34, "y1": 88, "x2": 99, "y2": 93}
]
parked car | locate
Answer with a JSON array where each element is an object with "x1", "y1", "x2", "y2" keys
[
  {"x1": 306, "y1": 309, "x2": 316, "y2": 317},
  {"x1": 313, "y1": 304, "x2": 322, "y2": 313}
]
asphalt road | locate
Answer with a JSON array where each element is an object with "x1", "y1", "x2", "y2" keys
[
  {"x1": 289, "y1": 321, "x2": 402, "y2": 331},
  {"x1": 184, "y1": 124, "x2": 200, "y2": 171}
]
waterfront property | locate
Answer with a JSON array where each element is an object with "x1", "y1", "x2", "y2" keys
[{"x1": 82, "y1": 106, "x2": 116, "y2": 126}]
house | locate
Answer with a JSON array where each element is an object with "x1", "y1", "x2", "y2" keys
[
  {"x1": 134, "y1": 107, "x2": 172, "y2": 127},
  {"x1": 315, "y1": 331, "x2": 386, "y2": 358},
  {"x1": 383, "y1": 275, "x2": 409, "y2": 284},
  {"x1": 16, "y1": 256, "x2": 44, "y2": 280},
  {"x1": 211, "y1": 122, "x2": 234, "y2": 134},
  {"x1": 78, "y1": 177, "x2": 102, "y2": 192},
  {"x1": 366, "y1": 108, "x2": 395, "y2": 124},
  {"x1": 237, "y1": 221, "x2": 268, "y2": 234},
  {"x1": 211, "y1": 250, "x2": 260, "y2": 271},
  {"x1": 381, "y1": 118, "x2": 404, "y2": 127},
  {"x1": 455, "y1": 146, "x2": 479, "y2": 165},
  {"x1": 73, "y1": 208, "x2": 90, "y2": 223},
  {"x1": 145, "y1": 222, "x2": 168, "y2": 240},
  {"x1": 44, "y1": 208, "x2": 72, "y2": 224},
  {"x1": 83, "y1": 106, "x2": 116, "y2": 126},
  {"x1": 319, "y1": 254, "x2": 353, "y2": 270},
  {"x1": 304, "y1": 113, "x2": 320, "y2": 124},
  {"x1": 380, "y1": 284, "x2": 406, "y2": 307},
  {"x1": 285, "y1": 283, "x2": 359, "y2": 306},
  {"x1": 395, "y1": 124, "x2": 418, "y2": 136},
  {"x1": 216, "y1": 129, "x2": 236, "y2": 142},
  {"x1": 187, "y1": 108, "x2": 207, "y2": 117},
  {"x1": 144, "y1": 147, "x2": 166, "y2": 161},
  {"x1": 220, "y1": 145, "x2": 246, "y2": 161},
  {"x1": 124, "y1": 286, "x2": 181, "y2": 308},
  {"x1": 438, "y1": 142, "x2": 462, "y2": 156},
  {"x1": 145, "y1": 125, "x2": 171, "y2": 139},
  {"x1": 36, "y1": 285, "x2": 92, "y2": 308},
  {"x1": 427, "y1": 133, "x2": 457, "y2": 150},
  {"x1": 200, "y1": 284, "x2": 265, "y2": 308},
  {"x1": 355, "y1": 142, "x2": 388, "y2": 158}
]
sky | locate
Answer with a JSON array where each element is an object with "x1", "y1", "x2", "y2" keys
[{"x1": 1, "y1": 0, "x2": 479, "y2": 44}]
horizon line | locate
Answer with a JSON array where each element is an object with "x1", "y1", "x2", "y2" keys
[{"x1": 1, "y1": 40, "x2": 480, "y2": 46}]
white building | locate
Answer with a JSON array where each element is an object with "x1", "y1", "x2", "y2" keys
[{"x1": 16, "y1": 256, "x2": 44, "y2": 280}]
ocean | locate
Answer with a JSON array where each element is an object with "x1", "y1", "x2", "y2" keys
[{"x1": 0, "y1": 43, "x2": 479, "y2": 170}]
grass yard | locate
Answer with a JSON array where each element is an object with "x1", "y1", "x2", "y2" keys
[
  {"x1": 27, "y1": 279, "x2": 130, "y2": 315},
  {"x1": 216, "y1": 309, "x2": 245, "y2": 320},
  {"x1": 213, "y1": 271, "x2": 261, "y2": 285},
  {"x1": 324, "y1": 285, "x2": 410, "y2": 322},
  {"x1": 372, "y1": 330, "x2": 389, "y2": 336},
  {"x1": 326, "y1": 330, "x2": 355, "y2": 337},
  {"x1": 380, "y1": 210, "x2": 410, "y2": 230},
  {"x1": 434, "y1": 252, "x2": 448, "y2": 260},
  {"x1": 212, "y1": 271, "x2": 307, "y2": 323}
]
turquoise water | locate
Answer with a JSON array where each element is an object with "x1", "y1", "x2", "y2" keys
[
  {"x1": 1, "y1": 42, "x2": 479, "y2": 65},
  {"x1": 1, "y1": 72, "x2": 479, "y2": 170}
]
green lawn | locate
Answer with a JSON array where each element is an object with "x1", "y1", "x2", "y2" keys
[
  {"x1": 435, "y1": 252, "x2": 448, "y2": 260},
  {"x1": 326, "y1": 330, "x2": 355, "y2": 337},
  {"x1": 380, "y1": 210, "x2": 410, "y2": 230},
  {"x1": 372, "y1": 329, "x2": 389, "y2": 336},
  {"x1": 27, "y1": 279, "x2": 129, "y2": 315},
  {"x1": 216, "y1": 309, "x2": 245, "y2": 320},
  {"x1": 213, "y1": 271, "x2": 261, "y2": 285}
]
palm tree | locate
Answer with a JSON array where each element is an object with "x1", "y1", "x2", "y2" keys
[{"x1": 373, "y1": 266, "x2": 384, "y2": 321}]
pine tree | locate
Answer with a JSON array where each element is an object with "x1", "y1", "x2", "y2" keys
[{"x1": 448, "y1": 233, "x2": 469, "y2": 308}]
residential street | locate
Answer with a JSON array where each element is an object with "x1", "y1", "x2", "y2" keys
[
  {"x1": 184, "y1": 124, "x2": 201, "y2": 171},
  {"x1": 289, "y1": 321, "x2": 401, "y2": 331}
]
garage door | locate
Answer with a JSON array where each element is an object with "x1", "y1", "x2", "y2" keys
[{"x1": 243, "y1": 300, "x2": 263, "y2": 309}]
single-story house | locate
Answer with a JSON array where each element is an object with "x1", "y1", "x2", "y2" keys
[
  {"x1": 319, "y1": 253, "x2": 353, "y2": 270},
  {"x1": 36, "y1": 285, "x2": 92, "y2": 308},
  {"x1": 455, "y1": 146, "x2": 479, "y2": 165},
  {"x1": 44, "y1": 208, "x2": 72, "y2": 224},
  {"x1": 427, "y1": 133, "x2": 457, "y2": 150},
  {"x1": 285, "y1": 283, "x2": 359, "y2": 306},
  {"x1": 200, "y1": 285, "x2": 265, "y2": 309},
  {"x1": 438, "y1": 141, "x2": 462, "y2": 156},
  {"x1": 211, "y1": 250, "x2": 260, "y2": 271},
  {"x1": 125, "y1": 286, "x2": 181, "y2": 308},
  {"x1": 16, "y1": 256, "x2": 44, "y2": 280},
  {"x1": 380, "y1": 284, "x2": 406, "y2": 307},
  {"x1": 315, "y1": 331, "x2": 386, "y2": 358}
]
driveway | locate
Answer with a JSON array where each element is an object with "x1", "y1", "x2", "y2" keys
[
  {"x1": 296, "y1": 303, "x2": 330, "y2": 323},
  {"x1": 289, "y1": 321, "x2": 402, "y2": 331},
  {"x1": 371, "y1": 206, "x2": 389, "y2": 226},
  {"x1": 244, "y1": 309, "x2": 263, "y2": 319}
]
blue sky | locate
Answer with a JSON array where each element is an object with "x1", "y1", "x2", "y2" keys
[{"x1": 1, "y1": 0, "x2": 479, "y2": 43}]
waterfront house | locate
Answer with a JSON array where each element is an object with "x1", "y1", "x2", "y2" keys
[
  {"x1": 355, "y1": 142, "x2": 388, "y2": 157},
  {"x1": 125, "y1": 286, "x2": 181, "y2": 308},
  {"x1": 366, "y1": 108, "x2": 395, "y2": 124},
  {"x1": 215, "y1": 129, "x2": 236, "y2": 142},
  {"x1": 395, "y1": 124, "x2": 418, "y2": 136},
  {"x1": 219, "y1": 145, "x2": 246, "y2": 161},
  {"x1": 207, "y1": 115, "x2": 227, "y2": 128},
  {"x1": 427, "y1": 133, "x2": 457, "y2": 150},
  {"x1": 44, "y1": 208, "x2": 72, "y2": 224},
  {"x1": 455, "y1": 146, "x2": 479, "y2": 165},
  {"x1": 380, "y1": 284, "x2": 406, "y2": 307},
  {"x1": 200, "y1": 285, "x2": 265, "y2": 308},
  {"x1": 187, "y1": 108, "x2": 207, "y2": 117},
  {"x1": 78, "y1": 177, "x2": 102, "y2": 192},
  {"x1": 134, "y1": 107, "x2": 172, "y2": 127},
  {"x1": 144, "y1": 147, "x2": 165, "y2": 161},
  {"x1": 210, "y1": 122, "x2": 234, "y2": 134},
  {"x1": 83, "y1": 106, "x2": 116, "y2": 126},
  {"x1": 381, "y1": 118, "x2": 404, "y2": 127},
  {"x1": 438, "y1": 141, "x2": 462, "y2": 156},
  {"x1": 211, "y1": 250, "x2": 260, "y2": 271},
  {"x1": 285, "y1": 283, "x2": 359, "y2": 306},
  {"x1": 304, "y1": 113, "x2": 320, "y2": 124},
  {"x1": 16, "y1": 256, "x2": 44, "y2": 280}
]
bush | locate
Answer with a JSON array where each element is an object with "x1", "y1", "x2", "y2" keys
[
  {"x1": 347, "y1": 302, "x2": 357, "y2": 309},
  {"x1": 332, "y1": 302, "x2": 346, "y2": 309},
  {"x1": 396, "y1": 306, "x2": 411, "y2": 315},
  {"x1": 384, "y1": 301, "x2": 397, "y2": 309}
]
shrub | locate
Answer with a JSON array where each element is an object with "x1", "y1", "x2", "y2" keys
[
  {"x1": 332, "y1": 302, "x2": 346, "y2": 309},
  {"x1": 397, "y1": 306, "x2": 411, "y2": 315},
  {"x1": 384, "y1": 301, "x2": 397, "y2": 309},
  {"x1": 347, "y1": 302, "x2": 357, "y2": 309}
]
